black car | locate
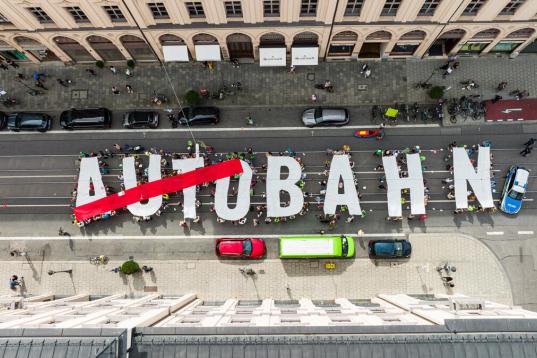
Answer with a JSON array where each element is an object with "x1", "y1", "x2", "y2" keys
[
  {"x1": 7, "y1": 112, "x2": 51, "y2": 132},
  {"x1": 123, "y1": 111, "x2": 159, "y2": 129},
  {"x1": 0, "y1": 111, "x2": 6, "y2": 129},
  {"x1": 178, "y1": 107, "x2": 219, "y2": 125},
  {"x1": 60, "y1": 108, "x2": 111, "y2": 129},
  {"x1": 368, "y1": 239, "x2": 412, "y2": 259}
]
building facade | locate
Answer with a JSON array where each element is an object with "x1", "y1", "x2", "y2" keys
[
  {"x1": 0, "y1": 0, "x2": 535, "y2": 65},
  {"x1": 0, "y1": 293, "x2": 537, "y2": 357}
]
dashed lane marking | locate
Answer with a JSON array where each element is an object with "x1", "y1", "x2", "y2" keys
[
  {"x1": 518, "y1": 231, "x2": 534, "y2": 235},
  {"x1": 486, "y1": 231, "x2": 505, "y2": 236}
]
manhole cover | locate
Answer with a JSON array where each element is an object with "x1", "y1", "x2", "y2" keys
[
  {"x1": 357, "y1": 84, "x2": 368, "y2": 91},
  {"x1": 306, "y1": 73, "x2": 315, "y2": 81}
]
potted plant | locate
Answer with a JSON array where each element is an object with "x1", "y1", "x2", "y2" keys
[
  {"x1": 127, "y1": 59, "x2": 136, "y2": 69},
  {"x1": 184, "y1": 90, "x2": 201, "y2": 107},
  {"x1": 120, "y1": 259, "x2": 140, "y2": 275},
  {"x1": 95, "y1": 60, "x2": 105, "y2": 69}
]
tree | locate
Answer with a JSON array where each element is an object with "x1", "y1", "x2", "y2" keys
[
  {"x1": 95, "y1": 60, "x2": 105, "y2": 69},
  {"x1": 428, "y1": 86, "x2": 444, "y2": 100},
  {"x1": 184, "y1": 90, "x2": 201, "y2": 107},
  {"x1": 120, "y1": 260, "x2": 140, "y2": 275},
  {"x1": 127, "y1": 59, "x2": 136, "y2": 69}
]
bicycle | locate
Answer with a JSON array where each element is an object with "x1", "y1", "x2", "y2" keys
[{"x1": 89, "y1": 255, "x2": 109, "y2": 265}]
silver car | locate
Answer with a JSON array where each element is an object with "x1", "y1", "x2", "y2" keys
[{"x1": 301, "y1": 108, "x2": 350, "y2": 127}]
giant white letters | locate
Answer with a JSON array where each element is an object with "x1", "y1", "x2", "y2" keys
[
  {"x1": 383, "y1": 153, "x2": 426, "y2": 217},
  {"x1": 324, "y1": 154, "x2": 362, "y2": 215},
  {"x1": 76, "y1": 157, "x2": 107, "y2": 207},
  {"x1": 266, "y1": 156, "x2": 304, "y2": 217},
  {"x1": 172, "y1": 156, "x2": 204, "y2": 218},
  {"x1": 214, "y1": 160, "x2": 253, "y2": 220},
  {"x1": 453, "y1": 146, "x2": 493, "y2": 209},
  {"x1": 123, "y1": 155, "x2": 162, "y2": 217}
]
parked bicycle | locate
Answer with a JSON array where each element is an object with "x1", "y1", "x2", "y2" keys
[{"x1": 89, "y1": 255, "x2": 109, "y2": 265}]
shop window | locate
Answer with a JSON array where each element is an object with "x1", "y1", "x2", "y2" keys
[
  {"x1": 490, "y1": 41, "x2": 522, "y2": 53},
  {"x1": 391, "y1": 43, "x2": 419, "y2": 55},
  {"x1": 328, "y1": 44, "x2": 355, "y2": 56}
]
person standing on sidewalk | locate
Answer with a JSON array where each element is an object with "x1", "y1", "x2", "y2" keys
[
  {"x1": 311, "y1": 94, "x2": 317, "y2": 103},
  {"x1": 109, "y1": 65, "x2": 117, "y2": 74},
  {"x1": 111, "y1": 86, "x2": 120, "y2": 95},
  {"x1": 126, "y1": 84, "x2": 133, "y2": 94}
]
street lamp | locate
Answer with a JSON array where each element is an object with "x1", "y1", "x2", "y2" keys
[{"x1": 48, "y1": 269, "x2": 72, "y2": 276}]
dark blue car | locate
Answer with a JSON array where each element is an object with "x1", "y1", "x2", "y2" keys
[{"x1": 368, "y1": 239, "x2": 412, "y2": 259}]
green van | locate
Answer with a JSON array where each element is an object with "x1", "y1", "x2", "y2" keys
[{"x1": 279, "y1": 235, "x2": 355, "y2": 259}]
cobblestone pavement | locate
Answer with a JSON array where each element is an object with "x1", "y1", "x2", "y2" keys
[
  {"x1": 1, "y1": 234, "x2": 512, "y2": 305},
  {"x1": 0, "y1": 55, "x2": 534, "y2": 112}
]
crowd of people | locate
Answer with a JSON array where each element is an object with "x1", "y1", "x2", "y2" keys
[{"x1": 69, "y1": 139, "x2": 504, "y2": 230}]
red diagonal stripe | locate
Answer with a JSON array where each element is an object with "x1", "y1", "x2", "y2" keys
[{"x1": 74, "y1": 159, "x2": 243, "y2": 221}]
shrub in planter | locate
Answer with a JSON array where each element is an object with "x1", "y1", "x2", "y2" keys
[
  {"x1": 127, "y1": 59, "x2": 136, "y2": 69},
  {"x1": 184, "y1": 90, "x2": 201, "y2": 107},
  {"x1": 428, "y1": 86, "x2": 444, "y2": 100},
  {"x1": 120, "y1": 260, "x2": 140, "y2": 275},
  {"x1": 95, "y1": 60, "x2": 105, "y2": 69}
]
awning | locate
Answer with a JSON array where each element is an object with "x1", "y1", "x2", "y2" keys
[
  {"x1": 291, "y1": 46, "x2": 318, "y2": 66},
  {"x1": 259, "y1": 46, "x2": 286, "y2": 67},
  {"x1": 194, "y1": 44, "x2": 221, "y2": 61},
  {"x1": 162, "y1": 45, "x2": 189, "y2": 62}
]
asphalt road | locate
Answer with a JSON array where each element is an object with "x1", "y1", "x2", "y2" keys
[{"x1": 0, "y1": 122, "x2": 536, "y2": 241}]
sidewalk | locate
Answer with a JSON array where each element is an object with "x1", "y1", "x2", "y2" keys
[
  {"x1": 0, "y1": 55, "x2": 535, "y2": 116},
  {"x1": 1, "y1": 234, "x2": 513, "y2": 305}
]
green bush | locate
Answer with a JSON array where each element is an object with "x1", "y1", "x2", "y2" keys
[
  {"x1": 428, "y1": 86, "x2": 444, "y2": 100},
  {"x1": 127, "y1": 59, "x2": 136, "y2": 68},
  {"x1": 184, "y1": 90, "x2": 201, "y2": 106},
  {"x1": 120, "y1": 260, "x2": 140, "y2": 275},
  {"x1": 95, "y1": 60, "x2": 105, "y2": 69}
]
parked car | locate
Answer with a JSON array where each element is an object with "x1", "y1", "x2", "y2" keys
[
  {"x1": 123, "y1": 111, "x2": 159, "y2": 129},
  {"x1": 301, "y1": 108, "x2": 349, "y2": 127},
  {"x1": 215, "y1": 238, "x2": 266, "y2": 259},
  {"x1": 368, "y1": 239, "x2": 412, "y2": 259},
  {"x1": 7, "y1": 112, "x2": 51, "y2": 132},
  {"x1": 177, "y1": 107, "x2": 219, "y2": 125},
  {"x1": 500, "y1": 165, "x2": 529, "y2": 214},
  {"x1": 0, "y1": 111, "x2": 6, "y2": 129},
  {"x1": 60, "y1": 108, "x2": 111, "y2": 129}
]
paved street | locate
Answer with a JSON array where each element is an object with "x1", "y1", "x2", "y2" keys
[
  {"x1": 1, "y1": 55, "x2": 537, "y2": 312},
  {"x1": 0, "y1": 234, "x2": 512, "y2": 305},
  {"x1": 0, "y1": 55, "x2": 535, "y2": 116}
]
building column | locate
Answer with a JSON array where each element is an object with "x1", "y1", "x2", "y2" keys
[
  {"x1": 0, "y1": 5, "x2": 41, "y2": 31},
  {"x1": 78, "y1": 2, "x2": 109, "y2": 28},
  {"x1": 164, "y1": 0, "x2": 187, "y2": 24},
  {"x1": 511, "y1": 1, "x2": 537, "y2": 20},
  {"x1": 252, "y1": 38, "x2": 260, "y2": 61},
  {"x1": 513, "y1": 35, "x2": 537, "y2": 53},
  {"x1": 395, "y1": 0, "x2": 422, "y2": 22},
  {"x1": 474, "y1": 0, "x2": 510, "y2": 21},
  {"x1": 111, "y1": 38, "x2": 133, "y2": 61},
  {"x1": 203, "y1": 0, "x2": 225, "y2": 24},
  {"x1": 480, "y1": 38, "x2": 503, "y2": 54},
  {"x1": 184, "y1": 37, "x2": 196, "y2": 61},
  {"x1": 383, "y1": 39, "x2": 398, "y2": 57},
  {"x1": 282, "y1": 0, "x2": 300, "y2": 23},
  {"x1": 360, "y1": 0, "x2": 383, "y2": 23},
  {"x1": 144, "y1": 32, "x2": 164, "y2": 62},
  {"x1": 41, "y1": 0, "x2": 75, "y2": 29},
  {"x1": 352, "y1": 40, "x2": 363, "y2": 58},
  {"x1": 123, "y1": 0, "x2": 155, "y2": 27}
]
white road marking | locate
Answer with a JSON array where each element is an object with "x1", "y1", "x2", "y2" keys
[
  {"x1": 486, "y1": 231, "x2": 505, "y2": 236},
  {"x1": 517, "y1": 231, "x2": 534, "y2": 235},
  {"x1": 0, "y1": 233, "x2": 406, "y2": 241},
  {"x1": 0, "y1": 123, "x2": 440, "y2": 135}
]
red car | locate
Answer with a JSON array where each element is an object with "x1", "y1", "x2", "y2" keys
[
  {"x1": 215, "y1": 238, "x2": 266, "y2": 259},
  {"x1": 354, "y1": 129, "x2": 384, "y2": 139}
]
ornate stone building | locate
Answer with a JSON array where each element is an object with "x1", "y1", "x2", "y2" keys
[{"x1": 0, "y1": 0, "x2": 535, "y2": 65}]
